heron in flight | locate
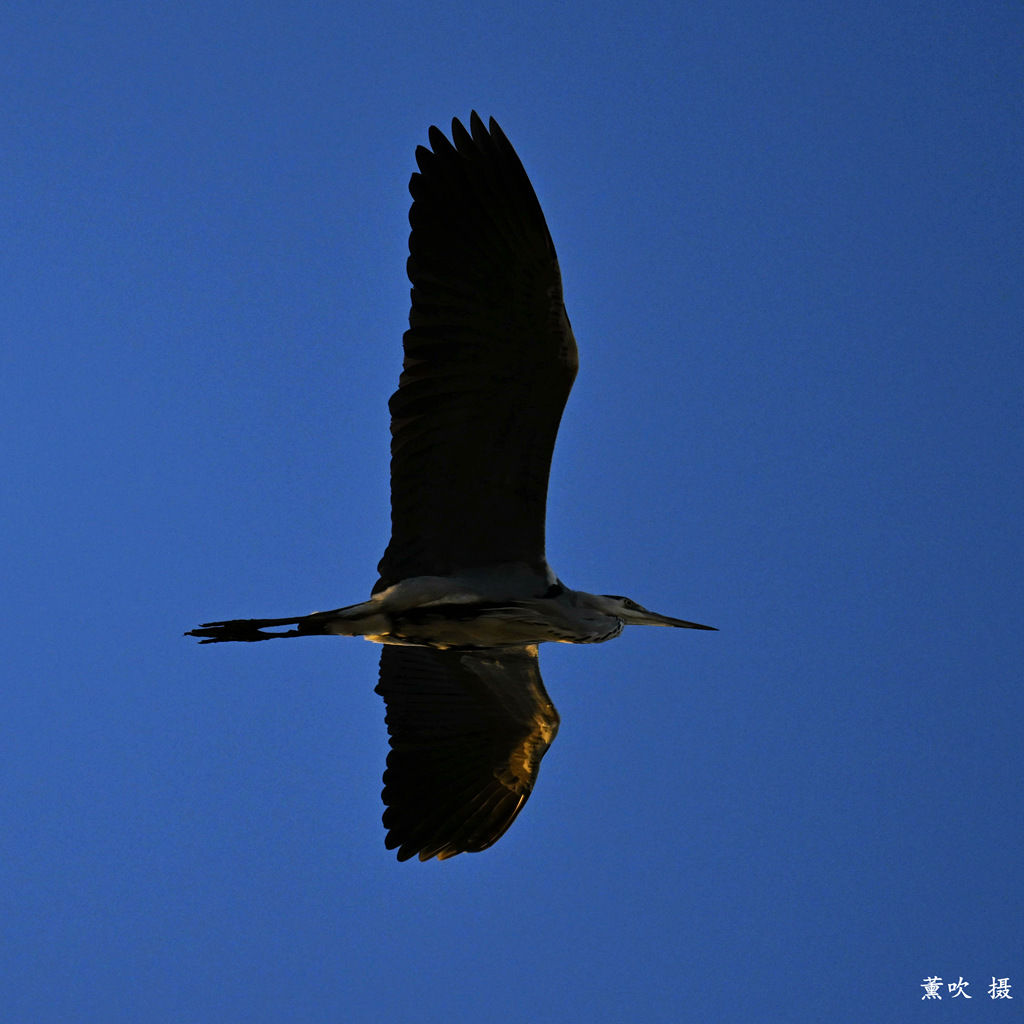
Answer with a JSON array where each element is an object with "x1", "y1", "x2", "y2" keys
[{"x1": 188, "y1": 113, "x2": 715, "y2": 861}]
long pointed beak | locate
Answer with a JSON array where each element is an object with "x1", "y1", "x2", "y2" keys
[{"x1": 632, "y1": 610, "x2": 718, "y2": 631}]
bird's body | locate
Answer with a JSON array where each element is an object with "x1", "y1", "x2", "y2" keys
[
  {"x1": 188, "y1": 113, "x2": 714, "y2": 861},
  {"x1": 191, "y1": 570, "x2": 711, "y2": 649}
]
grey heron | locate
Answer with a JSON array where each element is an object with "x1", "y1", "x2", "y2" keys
[{"x1": 188, "y1": 113, "x2": 715, "y2": 861}]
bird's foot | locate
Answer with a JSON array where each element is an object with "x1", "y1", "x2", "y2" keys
[{"x1": 185, "y1": 616, "x2": 308, "y2": 643}]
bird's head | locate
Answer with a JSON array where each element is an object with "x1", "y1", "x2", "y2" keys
[{"x1": 595, "y1": 594, "x2": 717, "y2": 631}]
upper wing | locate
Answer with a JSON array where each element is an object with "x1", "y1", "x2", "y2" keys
[
  {"x1": 374, "y1": 643, "x2": 560, "y2": 861},
  {"x1": 376, "y1": 113, "x2": 578, "y2": 590}
]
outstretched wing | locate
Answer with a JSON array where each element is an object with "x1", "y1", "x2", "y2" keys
[
  {"x1": 376, "y1": 112, "x2": 578, "y2": 590},
  {"x1": 374, "y1": 643, "x2": 560, "y2": 861}
]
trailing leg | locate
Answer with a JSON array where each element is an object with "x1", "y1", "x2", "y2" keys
[
  {"x1": 185, "y1": 614, "x2": 325, "y2": 643},
  {"x1": 185, "y1": 599, "x2": 390, "y2": 644}
]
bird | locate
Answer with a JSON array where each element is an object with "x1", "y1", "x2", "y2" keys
[{"x1": 187, "y1": 112, "x2": 715, "y2": 861}]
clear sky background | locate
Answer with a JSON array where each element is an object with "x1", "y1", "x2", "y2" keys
[{"x1": 2, "y1": 2, "x2": 1021, "y2": 1021}]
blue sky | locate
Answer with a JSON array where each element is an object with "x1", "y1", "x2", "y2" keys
[{"x1": 2, "y1": 1, "x2": 1021, "y2": 1020}]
